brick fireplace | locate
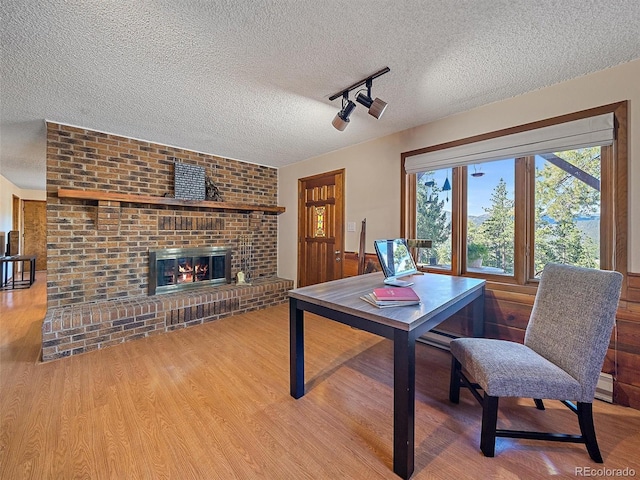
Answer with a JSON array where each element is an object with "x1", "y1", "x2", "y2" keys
[{"x1": 42, "y1": 123, "x2": 292, "y2": 361}]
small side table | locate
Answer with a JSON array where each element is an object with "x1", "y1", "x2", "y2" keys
[{"x1": 0, "y1": 255, "x2": 37, "y2": 290}]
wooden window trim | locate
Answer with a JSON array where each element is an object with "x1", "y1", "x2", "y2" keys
[
  {"x1": 401, "y1": 101, "x2": 628, "y2": 291},
  {"x1": 454, "y1": 166, "x2": 464, "y2": 274},
  {"x1": 611, "y1": 102, "x2": 629, "y2": 298},
  {"x1": 514, "y1": 158, "x2": 529, "y2": 284}
]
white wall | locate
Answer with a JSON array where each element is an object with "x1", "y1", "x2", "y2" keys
[
  {"x1": 0, "y1": 175, "x2": 47, "y2": 252},
  {"x1": 278, "y1": 59, "x2": 640, "y2": 284}
]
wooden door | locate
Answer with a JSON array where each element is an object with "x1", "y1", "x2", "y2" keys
[
  {"x1": 297, "y1": 169, "x2": 345, "y2": 287},
  {"x1": 23, "y1": 200, "x2": 47, "y2": 271}
]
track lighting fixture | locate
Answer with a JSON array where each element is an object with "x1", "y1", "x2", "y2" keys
[
  {"x1": 331, "y1": 93, "x2": 357, "y2": 131},
  {"x1": 355, "y1": 79, "x2": 387, "y2": 119},
  {"x1": 329, "y1": 67, "x2": 390, "y2": 131}
]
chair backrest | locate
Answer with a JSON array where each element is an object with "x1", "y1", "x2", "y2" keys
[{"x1": 524, "y1": 263, "x2": 622, "y2": 402}]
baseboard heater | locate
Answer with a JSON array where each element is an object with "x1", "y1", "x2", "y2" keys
[{"x1": 418, "y1": 330, "x2": 614, "y2": 403}]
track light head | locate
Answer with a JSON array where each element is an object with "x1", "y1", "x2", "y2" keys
[
  {"x1": 355, "y1": 92, "x2": 388, "y2": 119},
  {"x1": 329, "y1": 67, "x2": 390, "y2": 131},
  {"x1": 332, "y1": 99, "x2": 356, "y2": 131}
]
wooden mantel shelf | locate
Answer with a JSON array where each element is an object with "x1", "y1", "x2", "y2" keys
[{"x1": 57, "y1": 188, "x2": 286, "y2": 214}]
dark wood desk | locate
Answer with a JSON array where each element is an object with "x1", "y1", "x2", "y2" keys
[
  {"x1": 289, "y1": 272, "x2": 485, "y2": 479},
  {"x1": 0, "y1": 255, "x2": 37, "y2": 290}
]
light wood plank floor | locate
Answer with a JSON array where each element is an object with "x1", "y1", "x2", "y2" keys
[{"x1": 1, "y1": 272, "x2": 639, "y2": 479}]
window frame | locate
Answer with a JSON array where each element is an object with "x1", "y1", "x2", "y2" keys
[{"x1": 401, "y1": 102, "x2": 628, "y2": 289}]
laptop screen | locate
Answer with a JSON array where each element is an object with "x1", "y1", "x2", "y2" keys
[{"x1": 373, "y1": 239, "x2": 418, "y2": 280}]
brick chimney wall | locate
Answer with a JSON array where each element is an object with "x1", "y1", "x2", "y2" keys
[{"x1": 46, "y1": 123, "x2": 280, "y2": 308}]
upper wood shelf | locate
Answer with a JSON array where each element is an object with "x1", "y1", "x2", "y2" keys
[{"x1": 57, "y1": 188, "x2": 286, "y2": 214}]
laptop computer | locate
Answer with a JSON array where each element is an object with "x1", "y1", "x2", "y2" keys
[{"x1": 373, "y1": 238, "x2": 419, "y2": 287}]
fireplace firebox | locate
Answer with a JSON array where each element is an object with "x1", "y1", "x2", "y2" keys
[{"x1": 149, "y1": 247, "x2": 232, "y2": 295}]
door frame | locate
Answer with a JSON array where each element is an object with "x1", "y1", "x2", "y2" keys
[{"x1": 297, "y1": 168, "x2": 345, "y2": 287}]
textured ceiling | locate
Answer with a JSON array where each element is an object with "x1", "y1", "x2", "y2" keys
[{"x1": 1, "y1": 1, "x2": 640, "y2": 190}]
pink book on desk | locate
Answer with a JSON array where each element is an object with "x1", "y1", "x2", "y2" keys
[{"x1": 372, "y1": 287, "x2": 420, "y2": 302}]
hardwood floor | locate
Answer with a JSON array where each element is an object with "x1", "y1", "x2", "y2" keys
[{"x1": 2, "y1": 272, "x2": 639, "y2": 479}]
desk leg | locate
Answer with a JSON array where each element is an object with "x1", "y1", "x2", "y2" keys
[
  {"x1": 393, "y1": 329, "x2": 415, "y2": 480},
  {"x1": 472, "y1": 287, "x2": 485, "y2": 337},
  {"x1": 290, "y1": 297, "x2": 305, "y2": 399}
]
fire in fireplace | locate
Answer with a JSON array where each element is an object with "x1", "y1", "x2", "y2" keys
[{"x1": 149, "y1": 247, "x2": 231, "y2": 295}]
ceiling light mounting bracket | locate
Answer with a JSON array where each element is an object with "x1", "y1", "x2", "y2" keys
[{"x1": 329, "y1": 67, "x2": 391, "y2": 101}]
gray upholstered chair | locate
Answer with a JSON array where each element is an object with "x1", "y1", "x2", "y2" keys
[{"x1": 449, "y1": 263, "x2": 622, "y2": 462}]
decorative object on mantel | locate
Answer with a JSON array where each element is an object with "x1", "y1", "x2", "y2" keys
[
  {"x1": 237, "y1": 234, "x2": 253, "y2": 284},
  {"x1": 174, "y1": 161, "x2": 206, "y2": 200},
  {"x1": 205, "y1": 175, "x2": 223, "y2": 202}
]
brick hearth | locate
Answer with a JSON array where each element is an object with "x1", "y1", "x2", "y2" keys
[{"x1": 42, "y1": 278, "x2": 292, "y2": 360}]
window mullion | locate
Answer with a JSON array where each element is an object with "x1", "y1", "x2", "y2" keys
[
  {"x1": 452, "y1": 166, "x2": 465, "y2": 275},
  {"x1": 514, "y1": 157, "x2": 534, "y2": 284},
  {"x1": 401, "y1": 172, "x2": 417, "y2": 239}
]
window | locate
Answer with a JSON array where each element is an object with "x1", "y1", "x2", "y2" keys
[
  {"x1": 415, "y1": 169, "x2": 452, "y2": 270},
  {"x1": 533, "y1": 148, "x2": 601, "y2": 276},
  {"x1": 466, "y1": 158, "x2": 515, "y2": 276},
  {"x1": 402, "y1": 103, "x2": 627, "y2": 286}
]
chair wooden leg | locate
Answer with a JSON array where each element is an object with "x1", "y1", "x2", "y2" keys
[
  {"x1": 577, "y1": 402, "x2": 603, "y2": 463},
  {"x1": 480, "y1": 394, "x2": 499, "y2": 457},
  {"x1": 449, "y1": 356, "x2": 461, "y2": 404},
  {"x1": 534, "y1": 398, "x2": 545, "y2": 410}
]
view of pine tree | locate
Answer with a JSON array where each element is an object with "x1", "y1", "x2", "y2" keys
[
  {"x1": 534, "y1": 147, "x2": 600, "y2": 274},
  {"x1": 416, "y1": 172, "x2": 450, "y2": 264},
  {"x1": 535, "y1": 220, "x2": 598, "y2": 273},
  {"x1": 416, "y1": 149, "x2": 601, "y2": 275},
  {"x1": 479, "y1": 178, "x2": 514, "y2": 273}
]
